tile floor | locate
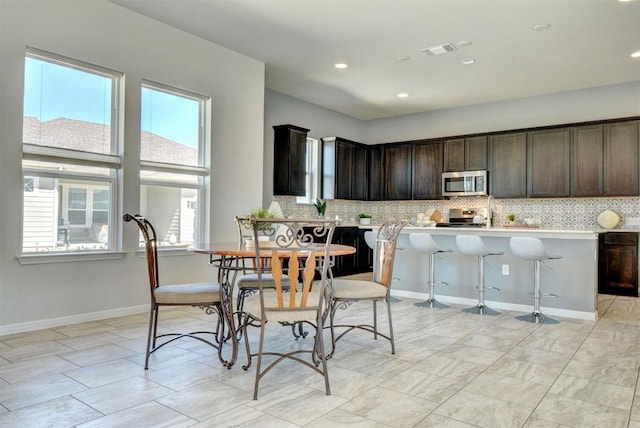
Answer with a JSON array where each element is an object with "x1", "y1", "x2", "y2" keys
[{"x1": 1, "y1": 293, "x2": 639, "y2": 427}]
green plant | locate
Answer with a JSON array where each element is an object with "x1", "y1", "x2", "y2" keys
[
  {"x1": 313, "y1": 198, "x2": 327, "y2": 215},
  {"x1": 359, "y1": 213, "x2": 372, "y2": 219},
  {"x1": 248, "y1": 207, "x2": 277, "y2": 230},
  {"x1": 507, "y1": 213, "x2": 516, "y2": 222}
]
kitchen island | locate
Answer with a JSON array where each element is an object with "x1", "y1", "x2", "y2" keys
[{"x1": 375, "y1": 226, "x2": 599, "y2": 321}]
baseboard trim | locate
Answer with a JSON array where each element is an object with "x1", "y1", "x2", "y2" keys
[
  {"x1": 0, "y1": 305, "x2": 148, "y2": 336},
  {"x1": 391, "y1": 290, "x2": 598, "y2": 321}
]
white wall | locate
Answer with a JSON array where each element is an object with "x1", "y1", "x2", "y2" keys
[
  {"x1": 363, "y1": 81, "x2": 640, "y2": 144},
  {"x1": 0, "y1": 1, "x2": 265, "y2": 333}
]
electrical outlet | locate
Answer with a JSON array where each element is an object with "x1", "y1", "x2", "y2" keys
[
  {"x1": 627, "y1": 217, "x2": 640, "y2": 227},
  {"x1": 502, "y1": 264, "x2": 509, "y2": 275}
]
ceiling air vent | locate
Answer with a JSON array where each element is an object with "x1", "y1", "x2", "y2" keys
[{"x1": 421, "y1": 43, "x2": 457, "y2": 56}]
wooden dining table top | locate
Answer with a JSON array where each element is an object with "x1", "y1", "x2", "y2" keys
[{"x1": 189, "y1": 241, "x2": 356, "y2": 257}]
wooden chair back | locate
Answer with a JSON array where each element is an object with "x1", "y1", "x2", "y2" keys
[{"x1": 371, "y1": 219, "x2": 408, "y2": 288}]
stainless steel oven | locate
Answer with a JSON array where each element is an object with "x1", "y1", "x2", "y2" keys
[{"x1": 442, "y1": 170, "x2": 488, "y2": 197}]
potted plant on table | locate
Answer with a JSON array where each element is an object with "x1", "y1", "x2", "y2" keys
[
  {"x1": 359, "y1": 213, "x2": 372, "y2": 225},
  {"x1": 313, "y1": 198, "x2": 327, "y2": 218}
]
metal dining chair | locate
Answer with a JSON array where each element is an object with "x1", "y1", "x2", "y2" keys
[
  {"x1": 328, "y1": 219, "x2": 408, "y2": 356},
  {"x1": 240, "y1": 217, "x2": 336, "y2": 399},
  {"x1": 123, "y1": 213, "x2": 230, "y2": 369}
]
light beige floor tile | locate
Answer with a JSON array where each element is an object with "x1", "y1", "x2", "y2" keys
[
  {"x1": 549, "y1": 374, "x2": 634, "y2": 410},
  {"x1": 411, "y1": 354, "x2": 487, "y2": 381},
  {"x1": 630, "y1": 396, "x2": 640, "y2": 421},
  {"x1": 76, "y1": 400, "x2": 195, "y2": 428},
  {"x1": 305, "y1": 408, "x2": 389, "y2": 428},
  {"x1": 521, "y1": 415, "x2": 568, "y2": 427},
  {"x1": 0, "y1": 373, "x2": 87, "y2": 410},
  {"x1": 0, "y1": 355, "x2": 79, "y2": 384},
  {"x1": 72, "y1": 376, "x2": 171, "y2": 414},
  {"x1": 531, "y1": 394, "x2": 628, "y2": 428},
  {"x1": 0, "y1": 340, "x2": 75, "y2": 362},
  {"x1": 463, "y1": 372, "x2": 549, "y2": 407},
  {"x1": 380, "y1": 368, "x2": 466, "y2": 404},
  {"x1": 142, "y1": 360, "x2": 220, "y2": 391},
  {"x1": 249, "y1": 382, "x2": 348, "y2": 426},
  {"x1": 459, "y1": 333, "x2": 517, "y2": 352},
  {"x1": 56, "y1": 332, "x2": 129, "y2": 351},
  {"x1": 192, "y1": 404, "x2": 299, "y2": 427},
  {"x1": 303, "y1": 365, "x2": 384, "y2": 400},
  {"x1": 504, "y1": 345, "x2": 572, "y2": 368},
  {"x1": 338, "y1": 387, "x2": 438, "y2": 427},
  {"x1": 64, "y1": 359, "x2": 144, "y2": 388},
  {"x1": 333, "y1": 350, "x2": 414, "y2": 379},
  {"x1": 0, "y1": 396, "x2": 102, "y2": 427},
  {"x1": 484, "y1": 356, "x2": 564, "y2": 386},
  {"x1": 434, "y1": 390, "x2": 533, "y2": 428},
  {"x1": 53, "y1": 322, "x2": 116, "y2": 338},
  {"x1": 60, "y1": 344, "x2": 138, "y2": 367},
  {"x1": 0, "y1": 329, "x2": 68, "y2": 347},
  {"x1": 438, "y1": 343, "x2": 505, "y2": 365},
  {"x1": 157, "y1": 379, "x2": 251, "y2": 421},
  {"x1": 561, "y1": 357, "x2": 639, "y2": 388},
  {"x1": 518, "y1": 335, "x2": 583, "y2": 355},
  {"x1": 414, "y1": 413, "x2": 477, "y2": 427}
]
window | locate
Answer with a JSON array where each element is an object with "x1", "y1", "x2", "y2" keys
[
  {"x1": 22, "y1": 47, "x2": 120, "y2": 253},
  {"x1": 296, "y1": 138, "x2": 321, "y2": 204},
  {"x1": 139, "y1": 81, "x2": 208, "y2": 247}
]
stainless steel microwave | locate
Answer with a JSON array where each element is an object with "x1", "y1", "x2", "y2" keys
[{"x1": 442, "y1": 170, "x2": 488, "y2": 197}]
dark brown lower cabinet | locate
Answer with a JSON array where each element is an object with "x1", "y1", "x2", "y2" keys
[
  {"x1": 598, "y1": 232, "x2": 638, "y2": 296},
  {"x1": 305, "y1": 226, "x2": 372, "y2": 277}
]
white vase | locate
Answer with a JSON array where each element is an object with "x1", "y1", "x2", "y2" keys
[{"x1": 359, "y1": 218, "x2": 371, "y2": 225}]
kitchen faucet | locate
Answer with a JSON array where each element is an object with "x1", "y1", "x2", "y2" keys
[{"x1": 486, "y1": 195, "x2": 495, "y2": 228}]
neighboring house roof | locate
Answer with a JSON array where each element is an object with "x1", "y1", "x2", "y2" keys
[{"x1": 23, "y1": 116, "x2": 198, "y2": 165}]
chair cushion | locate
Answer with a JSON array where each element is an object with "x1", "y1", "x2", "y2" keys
[
  {"x1": 236, "y1": 273, "x2": 290, "y2": 290},
  {"x1": 332, "y1": 279, "x2": 388, "y2": 299},
  {"x1": 243, "y1": 290, "x2": 321, "y2": 323},
  {"x1": 154, "y1": 282, "x2": 221, "y2": 304}
]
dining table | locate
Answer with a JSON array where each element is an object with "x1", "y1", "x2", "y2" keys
[{"x1": 189, "y1": 241, "x2": 356, "y2": 367}]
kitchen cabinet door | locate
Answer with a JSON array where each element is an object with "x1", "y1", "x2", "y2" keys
[
  {"x1": 352, "y1": 144, "x2": 368, "y2": 200},
  {"x1": 572, "y1": 124, "x2": 604, "y2": 196},
  {"x1": 322, "y1": 137, "x2": 367, "y2": 200},
  {"x1": 604, "y1": 120, "x2": 639, "y2": 196},
  {"x1": 368, "y1": 145, "x2": 382, "y2": 201},
  {"x1": 412, "y1": 140, "x2": 443, "y2": 200},
  {"x1": 444, "y1": 136, "x2": 487, "y2": 172},
  {"x1": 273, "y1": 124, "x2": 309, "y2": 196},
  {"x1": 489, "y1": 132, "x2": 527, "y2": 198},
  {"x1": 383, "y1": 143, "x2": 412, "y2": 200},
  {"x1": 527, "y1": 127, "x2": 571, "y2": 197},
  {"x1": 599, "y1": 232, "x2": 638, "y2": 297}
]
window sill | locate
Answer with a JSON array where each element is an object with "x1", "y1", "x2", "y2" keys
[
  {"x1": 135, "y1": 246, "x2": 195, "y2": 257},
  {"x1": 16, "y1": 251, "x2": 127, "y2": 265}
]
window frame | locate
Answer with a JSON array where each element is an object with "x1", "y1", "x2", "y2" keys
[
  {"x1": 20, "y1": 47, "x2": 122, "y2": 257},
  {"x1": 139, "y1": 80, "x2": 209, "y2": 248}
]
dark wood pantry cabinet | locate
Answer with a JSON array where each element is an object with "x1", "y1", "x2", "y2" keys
[
  {"x1": 572, "y1": 124, "x2": 604, "y2": 196},
  {"x1": 382, "y1": 143, "x2": 412, "y2": 200},
  {"x1": 604, "y1": 120, "x2": 639, "y2": 196},
  {"x1": 272, "y1": 124, "x2": 309, "y2": 196},
  {"x1": 412, "y1": 140, "x2": 443, "y2": 200}
]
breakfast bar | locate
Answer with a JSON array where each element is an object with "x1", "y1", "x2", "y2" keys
[{"x1": 379, "y1": 226, "x2": 599, "y2": 321}]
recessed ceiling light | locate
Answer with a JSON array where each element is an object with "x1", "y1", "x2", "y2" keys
[
  {"x1": 421, "y1": 43, "x2": 456, "y2": 56},
  {"x1": 334, "y1": 63, "x2": 348, "y2": 69},
  {"x1": 460, "y1": 59, "x2": 475, "y2": 65},
  {"x1": 631, "y1": 51, "x2": 640, "y2": 58},
  {"x1": 397, "y1": 56, "x2": 411, "y2": 61},
  {"x1": 533, "y1": 23, "x2": 551, "y2": 31},
  {"x1": 457, "y1": 40, "x2": 472, "y2": 48},
  {"x1": 397, "y1": 92, "x2": 409, "y2": 98}
]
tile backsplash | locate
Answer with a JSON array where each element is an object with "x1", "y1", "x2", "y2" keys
[{"x1": 273, "y1": 195, "x2": 640, "y2": 230}]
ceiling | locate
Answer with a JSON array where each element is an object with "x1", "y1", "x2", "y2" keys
[{"x1": 111, "y1": 0, "x2": 640, "y2": 120}]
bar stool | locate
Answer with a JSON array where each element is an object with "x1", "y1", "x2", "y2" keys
[
  {"x1": 509, "y1": 237, "x2": 561, "y2": 324},
  {"x1": 409, "y1": 233, "x2": 451, "y2": 308},
  {"x1": 455, "y1": 235, "x2": 503, "y2": 315}
]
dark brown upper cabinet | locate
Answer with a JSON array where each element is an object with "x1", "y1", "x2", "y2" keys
[
  {"x1": 604, "y1": 120, "x2": 639, "y2": 196},
  {"x1": 321, "y1": 137, "x2": 368, "y2": 200},
  {"x1": 368, "y1": 145, "x2": 382, "y2": 201},
  {"x1": 527, "y1": 127, "x2": 571, "y2": 198},
  {"x1": 273, "y1": 124, "x2": 309, "y2": 196},
  {"x1": 489, "y1": 132, "x2": 527, "y2": 198},
  {"x1": 443, "y1": 136, "x2": 487, "y2": 172},
  {"x1": 383, "y1": 143, "x2": 412, "y2": 200},
  {"x1": 412, "y1": 140, "x2": 443, "y2": 200},
  {"x1": 572, "y1": 124, "x2": 604, "y2": 196}
]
